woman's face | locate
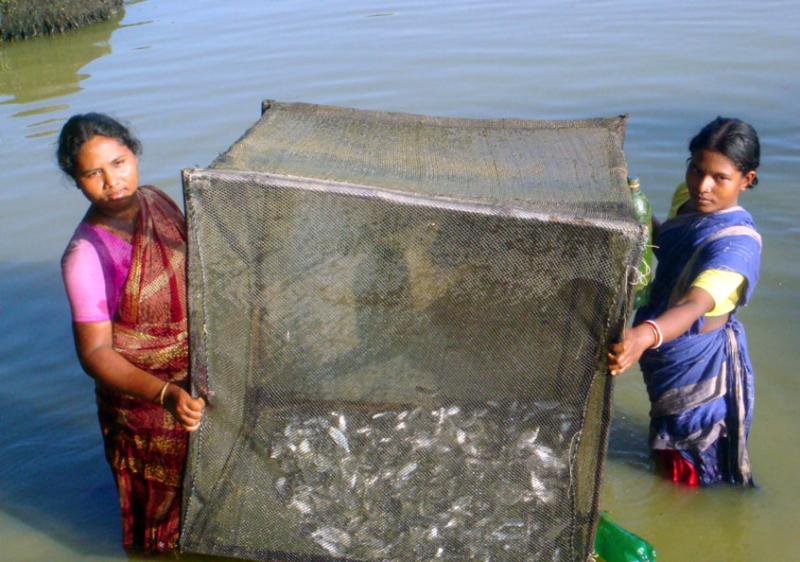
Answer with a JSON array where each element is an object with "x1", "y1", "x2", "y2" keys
[
  {"x1": 685, "y1": 149, "x2": 755, "y2": 214},
  {"x1": 74, "y1": 135, "x2": 139, "y2": 215}
]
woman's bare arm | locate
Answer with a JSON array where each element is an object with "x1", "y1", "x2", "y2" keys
[
  {"x1": 607, "y1": 286, "x2": 715, "y2": 375},
  {"x1": 73, "y1": 321, "x2": 205, "y2": 430}
]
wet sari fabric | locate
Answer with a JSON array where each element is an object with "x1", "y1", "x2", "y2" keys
[
  {"x1": 635, "y1": 206, "x2": 761, "y2": 486},
  {"x1": 97, "y1": 186, "x2": 189, "y2": 552}
]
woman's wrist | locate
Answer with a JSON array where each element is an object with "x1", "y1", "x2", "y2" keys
[
  {"x1": 631, "y1": 323, "x2": 658, "y2": 350},
  {"x1": 157, "y1": 381, "x2": 171, "y2": 407},
  {"x1": 642, "y1": 319, "x2": 663, "y2": 349}
]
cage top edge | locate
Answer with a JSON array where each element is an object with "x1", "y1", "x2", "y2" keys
[
  {"x1": 259, "y1": 98, "x2": 628, "y2": 133},
  {"x1": 182, "y1": 167, "x2": 641, "y2": 237}
]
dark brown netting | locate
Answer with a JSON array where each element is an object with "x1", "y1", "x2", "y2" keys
[{"x1": 180, "y1": 101, "x2": 642, "y2": 562}]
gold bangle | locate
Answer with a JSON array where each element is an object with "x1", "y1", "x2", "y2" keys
[{"x1": 158, "y1": 381, "x2": 170, "y2": 407}]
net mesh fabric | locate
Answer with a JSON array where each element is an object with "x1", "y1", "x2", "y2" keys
[{"x1": 180, "y1": 101, "x2": 642, "y2": 562}]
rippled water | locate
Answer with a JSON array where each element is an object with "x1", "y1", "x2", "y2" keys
[{"x1": 1, "y1": 1, "x2": 798, "y2": 561}]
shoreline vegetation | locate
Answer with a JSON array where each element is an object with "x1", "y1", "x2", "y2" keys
[{"x1": 0, "y1": 0, "x2": 123, "y2": 42}]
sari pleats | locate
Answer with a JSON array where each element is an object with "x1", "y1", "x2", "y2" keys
[{"x1": 99, "y1": 186, "x2": 189, "y2": 552}]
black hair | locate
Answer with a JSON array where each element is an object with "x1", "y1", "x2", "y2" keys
[
  {"x1": 689, "y1": 116, "x2": 760, "y2": 187},
  {"x1": 56, "y1": 113, "x2": 142, "y2": 179}
]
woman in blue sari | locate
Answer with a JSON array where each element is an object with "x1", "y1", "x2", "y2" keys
[{"x1": 608, "y1": 117, "x2": 761, "y2": 487}]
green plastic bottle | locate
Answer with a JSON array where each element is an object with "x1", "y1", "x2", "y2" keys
[
  {"x1": 629, "y1": 177, "x2": 653, "y2": 309},
  {"x1": 594, "y1": 511, "x2": 657, "y2": 562}
]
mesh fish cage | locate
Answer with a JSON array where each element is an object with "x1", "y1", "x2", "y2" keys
[{"x1": 180, "y1": 100, "x2": 643, "y2": 562}]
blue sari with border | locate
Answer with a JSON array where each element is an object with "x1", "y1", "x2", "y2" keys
[{"x1": 634, "y1": 205, "x2": 761, "y2": 486}]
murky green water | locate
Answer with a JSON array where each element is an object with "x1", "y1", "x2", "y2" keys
[{"x1": 1, "y1": 1, "x2": 798, "y2": 560}]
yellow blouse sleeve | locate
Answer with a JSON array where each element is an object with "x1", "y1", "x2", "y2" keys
[
  {"x1": 691, "y1": 269, "x2": 746, "y2": 316},
  {"x1": 668, "y1": 182, "x2": 690, "y2": 218}
]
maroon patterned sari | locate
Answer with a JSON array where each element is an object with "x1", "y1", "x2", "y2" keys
[{"x1": 96, "y1": 186, "x2": 189, "y2": 553}]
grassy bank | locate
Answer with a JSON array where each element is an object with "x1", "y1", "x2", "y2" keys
[{"x1": 0, "y1": 0, "x2": 123, "y2": 41}]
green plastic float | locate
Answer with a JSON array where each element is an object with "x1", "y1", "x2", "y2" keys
[{"x1": 594, "y1": 511, "x2": 657, "y2": 562}]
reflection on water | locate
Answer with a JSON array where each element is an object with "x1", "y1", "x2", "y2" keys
[
  {"x1": 0, "y1": 10, "x2": 123, "y2": 107},
  {"x1": 12, "y1": 104, "x2": 69, "y2": 118}
]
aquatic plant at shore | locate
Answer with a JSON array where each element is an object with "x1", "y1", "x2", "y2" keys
[{"x1": 0, "y1": 0, "x2": 123, "y2": 42}]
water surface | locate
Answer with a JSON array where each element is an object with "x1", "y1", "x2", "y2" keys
[{"x1": 1, "y1": 1, "x2": 798, "y2": 560}]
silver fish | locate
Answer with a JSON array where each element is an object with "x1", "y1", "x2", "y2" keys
[
  {"x1": 288, "y1": 497, "x2": 312, "y2": 515},
  {"x1": 529, "y1": 472, "x2": 555, "y2": 504},
  {"x1": 267, "y1": 401, "x2": 577, "y2": 561},
  {"x1": 311, "y1": 526, "x2": 351, "y2": 557},
  {"x1": 446, "y1": 405, "x2": 461, "y2": 417},
  {"x1": 514, "y1": 428, "x2": 540, "y2": 452},
  {"x1": 397, "y1": 461, "x2": 418, "y2": 480},
  {"x1": 327, "y1": 426, "x2": 350, "y2": 454}
]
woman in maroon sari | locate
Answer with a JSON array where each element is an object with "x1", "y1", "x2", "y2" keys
[{"x1": 58, "y1": 113, "x2": 205, "y2": 553}]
